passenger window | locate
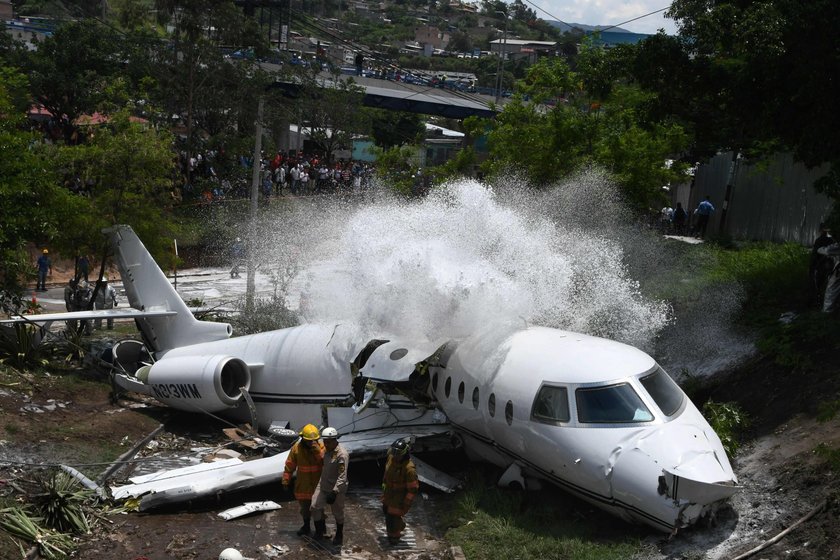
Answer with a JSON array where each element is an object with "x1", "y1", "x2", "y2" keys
[
  {"x1": 445, "y1": 377, "x2": 452, "y2": 398},
  {"x1": 640, "y1": 367, "x2": 684, "y2": 417},
  {"x1": 576, "y1": 383, "x2": 654, "y2": 423},
  {"x1": 531, "y1": 385, "x2": 570, "y2": 423},
  {"x1": 458, "y1": 381, "x2": 465, "y2": 403},
  {"x1": 472, "y1": 387, "x2": 479, "y2": 410},
  {"x1": 488, "y1": 393, "x2": 496, "y2": 417},
  {"x1": 505, "y1": 401, "x2": 513, "y2": 425}
]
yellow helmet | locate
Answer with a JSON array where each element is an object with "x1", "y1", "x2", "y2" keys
[
  {"x1": 299, "y1": 424, "x2": 320, "y2": 441},
  {"x1": 42, "y1": 249, "x2": 49, "y2": 254}
]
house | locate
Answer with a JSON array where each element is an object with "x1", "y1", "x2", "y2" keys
[
  {"x1": 414, "y1": 25, "x2": 450, "y2": 51},
  {"x1": 489, "y1": 39, "x2": 558, "y2": 63},
  {"x1": 1, "y1": 0, "x2": 13, "y2": 19}
]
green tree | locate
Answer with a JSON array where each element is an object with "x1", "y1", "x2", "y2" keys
[
  {"x1": 297, "y1": 73, "x2": 370, "y2": 164},
  {"x1": 0, "y1": 71, "x2": 87, "y2": 301},
  {"x1": 374, "y1": 145, "x2": 418, "y2": 195},
  {"x1": 664, "y1": 0, "x2": 840, "y2": 219},
  {"x1": 471, "y1": 56, "x2": 689, "y2": 210},
  {"x1": 25, "y1": 20, "x2": 122, "y2": 142},
  {"x1": 52, "y1": 110, "x2": 180, "y2": 270},
  {"x1": 368, "y1": 110, "x2": 425, "y2": 149}
]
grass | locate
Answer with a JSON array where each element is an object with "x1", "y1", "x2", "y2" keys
[
  {"x1": 701, "y1": 240, "x2": 810, "y2": 320},
  {"x1": 444, "y1": 473, "x2": 644, "y2": 560}
]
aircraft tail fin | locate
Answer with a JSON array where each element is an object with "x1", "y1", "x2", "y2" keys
[{"x1": 105, "y1": 225, "x2": 232, "y2": 353}]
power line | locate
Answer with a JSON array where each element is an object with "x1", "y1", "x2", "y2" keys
[{"x1": 519, "y1": 0, "x2": 670, "y2": 38}]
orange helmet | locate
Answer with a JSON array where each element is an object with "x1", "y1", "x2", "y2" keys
[{"x1": 299, "y1": 424, "x2": 320, "y2": 441}]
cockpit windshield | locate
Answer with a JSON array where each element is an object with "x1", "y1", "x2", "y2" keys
[
  {"x1": 639, "y1": 366, "x2": 685, "y2": 417},
  {"x1": 576, "y1": 383, "x2": 654, "y2": 423}
]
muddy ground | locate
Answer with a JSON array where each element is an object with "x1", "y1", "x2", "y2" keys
[{"x1": 1, "y1": 314, "x2": 840, "y2": 559}]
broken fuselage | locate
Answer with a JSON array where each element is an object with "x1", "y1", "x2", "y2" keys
[{"x1": 104, "y1": 224, "x2": 737, "y2": 533}]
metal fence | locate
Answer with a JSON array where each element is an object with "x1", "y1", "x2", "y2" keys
[{"x1": 672, "y1": 152, "x2": 834, "y2": 245}]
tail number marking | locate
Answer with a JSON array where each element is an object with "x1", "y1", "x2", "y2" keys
[{"x1": 153, "y1": 383, "x2": 202, "y2": 400}]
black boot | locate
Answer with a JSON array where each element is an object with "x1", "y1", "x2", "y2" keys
[
  {"x1": 313, "y1": 519, "x2": 328, "y2": 540},
  {"x1": 332, "y1": 523, "x2": 343, "y2": 546},
  {"x1": 296, "y1": 517, "x2": 311, "y2": 536}
]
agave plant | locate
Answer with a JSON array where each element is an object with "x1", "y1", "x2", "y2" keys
[
  {"x1": 0, "y1": 323, "x2": 51, "y2": 370},
  {"x1": 30, "y1": 469, "x2": 92, "y2": 535},
  {"x1": 0, "y1": 507, "x2": 75, "y2": 560}
]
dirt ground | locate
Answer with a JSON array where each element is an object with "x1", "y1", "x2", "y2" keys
[{"x1": 1, "y1": 321, "x2": 840, "y2": 560}]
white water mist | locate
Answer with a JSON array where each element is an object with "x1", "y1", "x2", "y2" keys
[{"x1": 266, "y1": 173, "x2": 672, "y2": 350}]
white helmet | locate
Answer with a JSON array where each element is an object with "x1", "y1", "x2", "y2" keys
[
  {"x1": 321, "y1": 427, "x2": 339, "y2": 439},
  {"x1": 219, "y1": 548, "x2": 244, "y2": 560}
]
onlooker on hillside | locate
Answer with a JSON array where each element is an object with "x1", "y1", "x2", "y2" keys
[
  {"x1": 77, "y1": 254, "x2": 90, "y2": 282},
  {"x1": 672, "y1": 202, "x2": 688, "y2": 235},
  {"x1": 693, "y1": 196, "x2": 715, "y2": 238},
  {"x1": 36, "y1": 249, "x2": 52, "y2": 291}
]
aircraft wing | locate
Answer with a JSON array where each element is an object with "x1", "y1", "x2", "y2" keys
[
  {"x1": 109, "y1": 426, "x2": 462, "y2": 511},
  {"x1": 0, "y1": 308, "x2": 177, "y2": 325}
]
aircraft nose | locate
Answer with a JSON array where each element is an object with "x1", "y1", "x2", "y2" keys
[
  {"x1": 607, "y1": 423, "x2": 739, "y2": 529},
  {"x1": 635, "y1": 422, "x2": 736, "y2": 485}
]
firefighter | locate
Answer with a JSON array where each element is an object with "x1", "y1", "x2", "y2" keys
[
  {"x1": 282, "y1": 424, "x2": 325, "y2": 536},
  {"x1": 310, "y1": 427, "x2": 350, "y2": 545},
  {"x1": 381, "y1": 437, "x2": 419, "y2": 545}
]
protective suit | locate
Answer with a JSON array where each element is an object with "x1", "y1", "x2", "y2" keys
[
  {"x1": 282, "y1": 425, "x2": 325, "y2": 536},
  {"x1": 381, "y1": 439, "x2": 419, "y2": 544},
  {"x1": 311, "y1": 427, "x2": 349, "y2": 545}
]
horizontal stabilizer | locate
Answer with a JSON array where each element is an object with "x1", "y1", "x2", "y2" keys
[{"x1": 0, "y1": 308, "x2": 177, "y2": 324}]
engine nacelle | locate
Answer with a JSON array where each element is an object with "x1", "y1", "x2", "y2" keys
[{"x1": 142, "y1": 355, "x2": 251, "y2": 412}]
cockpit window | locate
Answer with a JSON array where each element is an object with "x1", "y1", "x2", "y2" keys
[
  {"x1": 640, "y1": 367, "x2": 684, "y2": 417},
  {"x1": 576, "y1": 383, "x2": 654, "y2": 423},
  {"x1": 531, "y1": 385, "x2": 570, "y2": 424}
]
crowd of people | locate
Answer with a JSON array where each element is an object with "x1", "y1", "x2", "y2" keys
[
  {"x1": 180, "y1": 148, "x2": 377, "y2": 205},
  {"x1": 657, "y1": 196, "x2": 715, "y2": 238},
  {"x1": 282, "y1": 425, "x2": 418, "y2": 548}
]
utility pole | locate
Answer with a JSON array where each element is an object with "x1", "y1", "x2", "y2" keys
[
  {"x1": 495, "y1": 10, "x2": 508, "y2": 104},
  {"x1": 246, "y1": 96, "x2": 264, "y2": 314},
  {"x1": 718, "y1": 151, "x2": 740, "y2": 234}
]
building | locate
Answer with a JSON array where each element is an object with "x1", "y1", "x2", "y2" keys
[
  {"x1": 489, "y1": 39, "x2": 558, "y2": 63},
  {"x1": 414, "y1": 25, "x2": 449, "y2": 51},
  {"x1": 1, "y1": 0, "x2": 13, "y2": 19},
  {"x1": 423, "y1": 123, "x2": 463, "y2": 166},
  {"x1": 3, "y1": 17, "x2": 55, "y2": 49}
]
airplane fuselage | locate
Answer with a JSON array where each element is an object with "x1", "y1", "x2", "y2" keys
[{"x1": 102, "y1": 224, "x2": 736, "y2": 533}]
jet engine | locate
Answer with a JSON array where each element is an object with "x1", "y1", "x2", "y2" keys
[{"x1": 139, "y1": 355, "x2": 251, "y2": 412}]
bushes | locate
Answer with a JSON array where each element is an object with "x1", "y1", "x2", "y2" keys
[{"x1": 702, "y1": 400, "x2": 750, "y2": 457}]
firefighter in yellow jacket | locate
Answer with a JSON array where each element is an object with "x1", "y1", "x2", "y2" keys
[
  {"x1": 282, "y1": 424, "x2": 325, "y2": 536},
  {"x1": 381, "y1": 437, "x2": 419, "y2": 545}
]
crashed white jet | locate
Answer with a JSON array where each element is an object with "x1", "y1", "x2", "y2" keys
[{"x1": 4, "y1": 225, "x2": 738, "y2": 532}]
